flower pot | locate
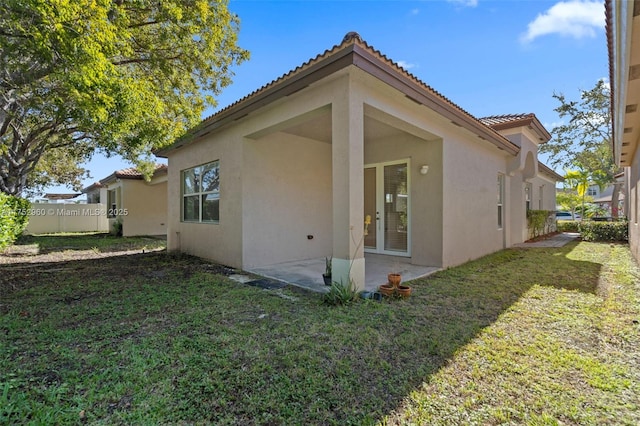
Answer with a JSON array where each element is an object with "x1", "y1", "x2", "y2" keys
[
  {"x1": 378, "y1": 283, "x2": 395, "y2": 297},
  {"x1": 396, "y1": 285, "x2": 412, "y2": 298},
  {"x1": 387, "y1": 273, "x2": 402, "y2": 288},
  {"x1": 322, "y1": 274, "x2": 332, "y2": 286}
]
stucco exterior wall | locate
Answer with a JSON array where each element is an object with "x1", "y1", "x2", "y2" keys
[
  {"x1": 628, "y1": 148, "x2": 640, "y2": 260},
  {"x1": 242, "y1": 132, "x2": 332, "y2": 268},
  {"x1": 441, "y1": 128, "x2": 511, "y2": 268},
  {"x1": 162, "y1": 64, "x2": 557, "y2": 274},
  {"x1": 364, "y1": 133, "x2": 444, "y2": 266},
  {"x1": 121, "y1": 179, "x2": 167, "y2": 237},
  {"x1": 166, "y1": 128, "x2": 244, "y2": 268}
]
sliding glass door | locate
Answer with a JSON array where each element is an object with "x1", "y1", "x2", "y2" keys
[{"x1": 364, "y1": 160, "x2": 410, "y2": 256}]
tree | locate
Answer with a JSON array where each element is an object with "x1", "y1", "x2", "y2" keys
[
  {"x1": 564, "y1": 168, "x2": 593, "y2": 217},
  {"x1": 540, "y1": 79, "x2": 622, "y2": 218},
  {"x1": 0, "y1": 0, "x2": 249, "y2": 196}
]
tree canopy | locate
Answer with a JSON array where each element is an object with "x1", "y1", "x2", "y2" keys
[
  {"x1": 541, "y1": 79, "x2": 622, "y2": 218},
  {"x1": 0, "y1": 0, "x2": 249, "y2": 195}
]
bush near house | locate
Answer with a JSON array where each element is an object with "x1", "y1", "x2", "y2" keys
[
  {"x1": 579, "y1": 221, "x2": 628, "y2": 242},
  {"x1": 556, "y1": 220, "x2": 628, "y2": 241},
  {"x1": 557, "y1": 221, "x2": 580, "y2": 233},
  {"x1": 527, "y1": 210, "x2": 555, "y2": 239},
  {"x1": 0, "y1": 194, "x2": 30, "y2": 250}
]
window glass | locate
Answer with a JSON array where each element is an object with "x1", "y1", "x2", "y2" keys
[
  {"x1": 181, "y1": 160, "x2": 219, "y2": 223},
  {"x1": 183, "y1": 195, "x2": 200, "y2": 221},
  {"x1": 497, "y1": 174, "x2": 504, "y2": 228}
]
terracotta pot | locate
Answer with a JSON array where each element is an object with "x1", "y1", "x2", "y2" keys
[
  {"x1": 387, "y1": 273, "x2": 402, "y2": 288},
  {"x1": 378, "y1": 283, "x2": 395, "y2": 297},
  {"x1": 396, "y1": 285, "x2": 412, "y2": 298}
]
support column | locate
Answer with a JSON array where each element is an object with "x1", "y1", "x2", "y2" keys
[{"x1": 331, "y1": 77, "x2": 365, "y2": 291}]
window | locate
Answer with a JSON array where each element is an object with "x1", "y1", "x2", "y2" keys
[
  {"x1": 107, "y1": 189, "x2": 117, "y2": 218},
  {"x1": 497, "y1": 174, "x2": 504, "y2": 229},
  {"x1": 587, "y1": 187, "x2": 598, "y2": 196},
  {"x1": 182, "y1": 161, "x2": 220, "y2": 223},
  {"x1": 539, "y1": 185, "x2": 544, "y2": 210},
  {"x1": 525, "y1": 183, "x2": 532, "y2": 211}
]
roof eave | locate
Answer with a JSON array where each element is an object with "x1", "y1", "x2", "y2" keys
[
  {"x1": 156, "y1": 38, "x2": 519, "y2": 157},
  {"x1": 539, "y1": 163, "x2": 564, "y2": 181}
]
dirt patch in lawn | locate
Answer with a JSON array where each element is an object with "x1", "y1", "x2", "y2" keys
[{"x1": 0, "y1": 245, "x2": 237, "y2": 297}]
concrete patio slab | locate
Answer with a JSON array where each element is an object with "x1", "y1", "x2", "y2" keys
[
  {"x1": 248, "y1": 254, "x2": 440, "y2": 293},
  {"x1": 512, "y1": 232, "x2": 580, "y2": 248}
]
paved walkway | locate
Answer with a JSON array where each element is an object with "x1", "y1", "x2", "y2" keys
[{"x1": 512, "y1": 232, "x2": 580, "y2": 248}]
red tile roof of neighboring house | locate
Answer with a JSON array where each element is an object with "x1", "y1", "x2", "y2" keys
[
  {"x1": 43, "y1": 193, "x2": 82, "y2": 200},
  {"x1": 156, "y1": 32, "x2": 521, "y2": 157},
  {"x1": 95, "y1": 164, "x2": 168, "y2": 186},
  {"x1": 81, "y1": 182, "x2": 103, "y2": 193}
]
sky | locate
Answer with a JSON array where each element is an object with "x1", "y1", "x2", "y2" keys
[{"x1": 43, "y1": 0, "x2": 608, "y2": 198}]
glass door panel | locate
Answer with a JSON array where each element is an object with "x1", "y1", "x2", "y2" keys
[
  {"x1": 364, "y1": 161, "x2": 409, "y2": 256},
  {"x1": 364, "y1": 167, "x2": 377, "y2": 249},
  {"x1": 383, "y1": 164, "x2": 408, "y2": 252}
]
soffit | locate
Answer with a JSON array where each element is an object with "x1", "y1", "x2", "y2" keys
[{"x1": 621, "y1": 10, "x2": 640, "y2": 166}]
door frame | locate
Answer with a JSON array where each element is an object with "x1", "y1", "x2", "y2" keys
[{"x1": 364, "y1": 158, "x2": 411, "y2": 257}]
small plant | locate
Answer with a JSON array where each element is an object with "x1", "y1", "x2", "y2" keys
[
  {"x1": 324, "y1": 256, "x2": 332, "y2": 276},
  {"x1": 322, "y1": 280, "x2": 359, "y2": 306},
  {"x1": 112, "y1": 219, "x2": 123, "y2": 237}
]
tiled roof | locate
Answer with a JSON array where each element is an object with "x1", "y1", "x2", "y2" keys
[
  {"x1": 99, "y1": 164, "x2": 168, "y2": 185},
  {"x1": 479, "y1": 114, "x2": 536, "y2": 127},
  {"x1": 43, "y1": 193, "x2": 82, "y2": 200},
  {"x1": 479, "y1": 113, "x2": 552, "y2": 142},
  {"x1": 157, "y1": 32, "x2": 520, "y2": 156}
]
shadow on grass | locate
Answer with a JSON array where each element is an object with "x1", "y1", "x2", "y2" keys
[{"x1": 0, "y1": 242, "x2": 603, "y2": 424}]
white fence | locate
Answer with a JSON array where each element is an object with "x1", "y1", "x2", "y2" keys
[{"x1": 24, "y1": 203, "x2": 110, "y2": 235}]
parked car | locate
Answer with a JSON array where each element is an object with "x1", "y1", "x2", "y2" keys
[{"x1": 555, "y1": 211, "x2": 581, "y2": 221}]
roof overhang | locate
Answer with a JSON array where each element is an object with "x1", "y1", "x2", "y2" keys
[
  {"x1": 609, "y1": 0, "x2": 640, "y2": 166},
  {"x1": 156, "y1": 35, "x2": 519, "y2": 157}
]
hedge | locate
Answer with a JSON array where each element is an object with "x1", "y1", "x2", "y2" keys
[
  {"x1": 0, "y1": 194, "x2": 30, "y2": 250},
  {"x1": 556, "y1": 220, "x2": 628, "y2": 242},
  {"x1": 578, "y1": 221, "x2": 628, "y2": 242}
]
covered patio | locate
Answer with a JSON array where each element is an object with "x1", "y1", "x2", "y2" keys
[{"x1": 249, "y1": 253, "x2": 440, "y2": 293}]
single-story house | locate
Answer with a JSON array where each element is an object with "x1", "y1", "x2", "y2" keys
[
  {"x1": 156, "y1": 32, "x2": 562, "y2": 290},
  {"x1": 82, "y1": 165, "x2": 168, "y2": 237},
  {"x1": 608, "y1": 0, "x2": 640, "y2": 261}
]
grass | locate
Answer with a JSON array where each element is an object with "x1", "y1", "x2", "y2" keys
[
  {"x1": 1, "y1": 232, "x2": 166, "y2": 257},
  {"x1": 1, "y1": 235, "x2": 639, "y2": 425}
]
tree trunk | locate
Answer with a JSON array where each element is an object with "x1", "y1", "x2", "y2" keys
[{"x1": 611, "y1": 182, "x2": 622, "y2": 219}]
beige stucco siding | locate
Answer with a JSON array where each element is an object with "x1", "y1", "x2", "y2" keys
[
  {"x1": 629, "y1": 148, "x2": 640, "y2": 259},
  {"x1": 166, "y1": 129, "x2": 244, "y2": 268},
  {"x1": 242, "y1": 132, "x2": 332, "y2": 268},
  {"x1": 364, "y1": 133, "x2": 444, "y2": 266},
  {"x1": 121, "y1": 179, "x2": 167, "y2": 237},
  {"x1": 441, "y1": 128, "x2": 511, "y2": 268}
]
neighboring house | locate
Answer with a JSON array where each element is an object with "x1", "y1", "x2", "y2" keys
[
  {"x1": 155, "y1": 32, "x2": 562, "y2": 290},
  {"x1": 592, "y1": 172, "x2": 626, "y2": 217},
  {"x1": 608, "y1": 0, "x2": 640, "y2": 261},
  {"x1": 82, "y1": 165, "x2": 168, "y2": 237}
]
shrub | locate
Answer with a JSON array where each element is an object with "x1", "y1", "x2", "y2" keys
[
  {"x1": 579, "y1": 221, "x2": 628, "y2": 242},
  {"x1": 557, "y1": 221, "x2": 580, "y2": 233},
  {"x1": 527, "y1": 210, "x2": 554, "y2": 238},
  {"x1": 322, "y1": 280, "x2": 359, "y2": 306},
  {"x1": 0, "y1": 194, "x2": 30, "y2": 250}
]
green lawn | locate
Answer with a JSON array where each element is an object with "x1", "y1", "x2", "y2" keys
[{"x1": 1, "y1": 235, "x2": 638, "y2": 425}]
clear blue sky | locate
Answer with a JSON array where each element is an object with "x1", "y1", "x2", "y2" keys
[{"x1": 45, "y1": 0, "x2": 607, "y2": 197}]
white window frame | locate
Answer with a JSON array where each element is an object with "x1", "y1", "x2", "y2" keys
[
  {"x1": 539, "y1": 185, "x2": 544, "y2": 210},
  {"x1": 181, "y1": 160, "x2": 220, "y2": 223},
  {"x1": 498, "y1": 174, "x2": 505, "y2": 229}
]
